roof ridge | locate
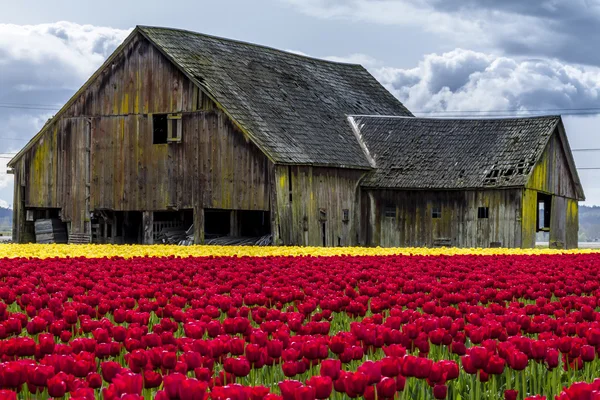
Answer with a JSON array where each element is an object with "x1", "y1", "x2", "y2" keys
[
  {"x1": 350, "y1": 114, "x2": 561, "y2": 121},
  {"x1": 137, "y1": 25, "x2": 365, "y2": 68}
]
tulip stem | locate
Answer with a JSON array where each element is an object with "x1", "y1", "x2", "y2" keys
[{"x1": 475, "y1": 370, "x2": 480, "y2": 400}]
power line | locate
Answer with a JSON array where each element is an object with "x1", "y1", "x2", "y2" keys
[
  {"x1": 414, "y1": 107, "x2": 600, "y2": 114},
  {"x1": 0, "y1": 105, "x2": 59, "y2": 111}
]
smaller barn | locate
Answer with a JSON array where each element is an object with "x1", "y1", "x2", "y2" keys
[{"x1": 352, "y1": 115, "x2": 585, "y2": 249}]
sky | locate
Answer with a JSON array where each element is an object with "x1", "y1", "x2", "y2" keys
[{"x1": 1, "y1": 0, "x2": 600, "y2": 207}]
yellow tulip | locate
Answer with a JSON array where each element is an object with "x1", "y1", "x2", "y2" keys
[{"x1": 0, "y1": 244, "x2": 596, "y2": 259}]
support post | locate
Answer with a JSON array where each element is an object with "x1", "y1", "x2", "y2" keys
[
  {"x1": 230, "y1": 210, "x2": 241, "y2": 237},
  {"x1": 143, "y1": 211, "x2": 153, "y2": 245},
  {"x1": 194, "y1": 207, "x2": 204, "y2": 244}
]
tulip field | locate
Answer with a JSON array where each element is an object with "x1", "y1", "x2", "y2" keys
[{"x1": 0, "y1": 245, "x2": 600, "y2": 399}]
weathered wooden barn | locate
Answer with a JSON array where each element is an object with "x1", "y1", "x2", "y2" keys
[{"x1": 8, "y1": 26, "x2": 585, "y2": 248}]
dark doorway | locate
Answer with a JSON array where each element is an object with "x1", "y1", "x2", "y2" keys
[
  {"x1": 536, "y1": 193, "x2": 552, "y2": 232},
  {"x1": 239, "y1": 211, "x2": 270, "y2": 237},
  {"x1": 205, "y1": 210, "x2": 231, "y2": 237}
]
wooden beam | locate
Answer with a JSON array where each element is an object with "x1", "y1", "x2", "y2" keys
[
  {"x1": 143, "y1": 211, "x2": 153, "y2": 244},
  {"x1": 194, "y1": 207, "x2": 204, "y2": 245}
]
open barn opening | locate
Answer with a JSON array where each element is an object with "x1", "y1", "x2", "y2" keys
[
  {"x1": 204, "y1": 209, "x2": 272, "y2": 245},
  {"x1": 152, "y1": 210, "x2": 193, "y2": 244},
  {"x1": 26, "y1": 208, "x2": 67, "y2": 244},
  {"x1": 239, "y1": 210, "x2": 270, "y2": 237}
]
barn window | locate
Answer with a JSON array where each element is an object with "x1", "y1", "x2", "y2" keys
[
  {"x1": 342, "y1": 209, "x2": 350, "y2": 222},
  {"x1": 478, "y1": 207, "x2": 489, "y2": 219},
  {"x1": 432, "y1": 206, "x2": 442, "y2": 219},
  {"x1": 537, "y1": 193, "x2": 552, "y2": 232},
  {"x1": 152, "y1": 114, "x2": 182, "y2": 144},
  {"x1": 384, "y1": 205, "x2": 396, "y2": 218},
  {"x1": 153, "y1": 114, "x2": 168, "y2": 144}
]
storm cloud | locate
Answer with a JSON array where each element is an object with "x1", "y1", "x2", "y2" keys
[{"x1": 280, "y1": 0, "x2": 600, "y2": 65}]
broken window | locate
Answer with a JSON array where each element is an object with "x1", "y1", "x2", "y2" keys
[
  {"x1": 478, "y1": 207, "x2": 489, "y2": 219},
  {"x1": 384, "y1": 205, "x2": 396, "y2": 218},
  {"x1": 152, "y1": 113, "x2": 182, "y2": 144},
  {"x1": 167, "y1": 114, "x2": 182, "y2": 143},
  {"x1": 319, "y1": 208, "x2": 327, "y2": 221},
  {"x1": 432, "y1": 206, "x2": 442, "y2": 219},
  {"x1": 537, "y1": 193, "x2": 552, "y2": 232}
]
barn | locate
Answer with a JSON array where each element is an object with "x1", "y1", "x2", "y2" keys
[{"x1": 8, "y1": 26, "x2": 585, "y2": 248}]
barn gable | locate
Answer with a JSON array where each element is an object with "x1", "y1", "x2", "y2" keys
[
  {"x1": 137, "y1": 26, "x2": 412, "y2": 168},
  {"x1": 526, "y1": 120, "x2": 584, "y2": 200}
]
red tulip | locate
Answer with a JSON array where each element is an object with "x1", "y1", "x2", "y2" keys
[
  {"x1": 320, "y1": 359, "x2": 341, "y2": 380},
  {"x1": 376, "y1": 377, "x2": 397, "y2": 398},
  {"x1": 101, "y1": 361, "x2": 123, "y2": 383},
  {"x1": 508, "y1": 351, "x2": 529, "y2": 371},
  {"x1": 505, "y1": 389, "x2": 518, "y2": 400},
  {"x1": 307, "y1": 376, "x2": 332, "y2": 399},
  {"x1": 279, "y1": 380, "x2": 303, "y2": 400},
  {"x1": 294, "y1": 385, "x2": 316, "y2": 400},
  {"x1": 433, "y1": 384, "x2": 448, "y2": 399},
  {"x1": 143, "y1": 370, "x2": 163, "y2": 389},
  {"x1": 485, "y1": 354, "x2": 505, "y2": 375},
  {"x1": 178, "y1": 378, "x2": 208, "y2": 400},
  {"x1": 582, "y1": 345, "x2": 595, "y2": 362},
  {"x1": 47, "y1": 375, "x2": 67, "y2": 398},
  {"x1": 347, "y1": 372, "x2": 368, "y2": 395},
  {"x1": 87, "y1": 372, "x2": 102, "y2": 389},
  {"x1": 380, "y1": 357, "x2": 400, "y2": 378},
  {"x1": 267, "y1": 340, "x2": 283, "y2": 359}
]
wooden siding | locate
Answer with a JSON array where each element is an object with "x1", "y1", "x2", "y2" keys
[
  {"x1": 365, "y1": 189, "x2": 523, "y2": 248},
  {"x1": 527, "y1": 131, "x2": 578, "y2": 199},
  {"x1": 63, "y1": 33, "x2": 198, "y2": 118},
  {"x1": 566, "y1": 198, "x2": 579, "y2": 249},
  {"x1": 11, "y1": 32, "x2": 271, "y2": 242},
  {"x1": 91, "y1": 111, "x2": 270, "y2": 212},
  {"x1": 521, "y1": 189, "x2": 538, "y2": 248},
  {"x1": 273, "y1": 166, "x2": 364, "y2": 246}
]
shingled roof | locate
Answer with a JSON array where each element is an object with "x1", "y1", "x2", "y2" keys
[
  {"x1": 138, "y1": 26, "x2": 412, "y2": 168},
  {"x1": 351, "y1": 115, "x2": 583, "y2": 197}
]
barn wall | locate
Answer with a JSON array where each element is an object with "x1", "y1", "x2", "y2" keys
[
  {"x1": 521, "y1": 189, "x2": 538, "y2": 248},
  {"x1": 273, "y1": 166, "x2": 365, "y2": 246},
  {"x1": 91, "y1": 111, "x2": 270, "y2": 212},
  {"x1": 11, "y1": 32, "x2": 271, "y2": 243},
  {"x1": 365, "y1": 189, "x2": 523, "y2": 248},
  {"x1": 526, "y1": 131, "x2": 578, "y2": 199},
  {"x1": 566, "y1": 198, "x2": 579, "y2": 249}
]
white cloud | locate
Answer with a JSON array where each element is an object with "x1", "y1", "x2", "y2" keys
[
  {"x1": 366, "y1": 48, "x2": 600, "y2": 114},
  {"x1": 0, "y1": 22, "x2": 131, "y2": 91},
  {"x1": 0, "y1": 200, "x2": 9, "y2": 209}
]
